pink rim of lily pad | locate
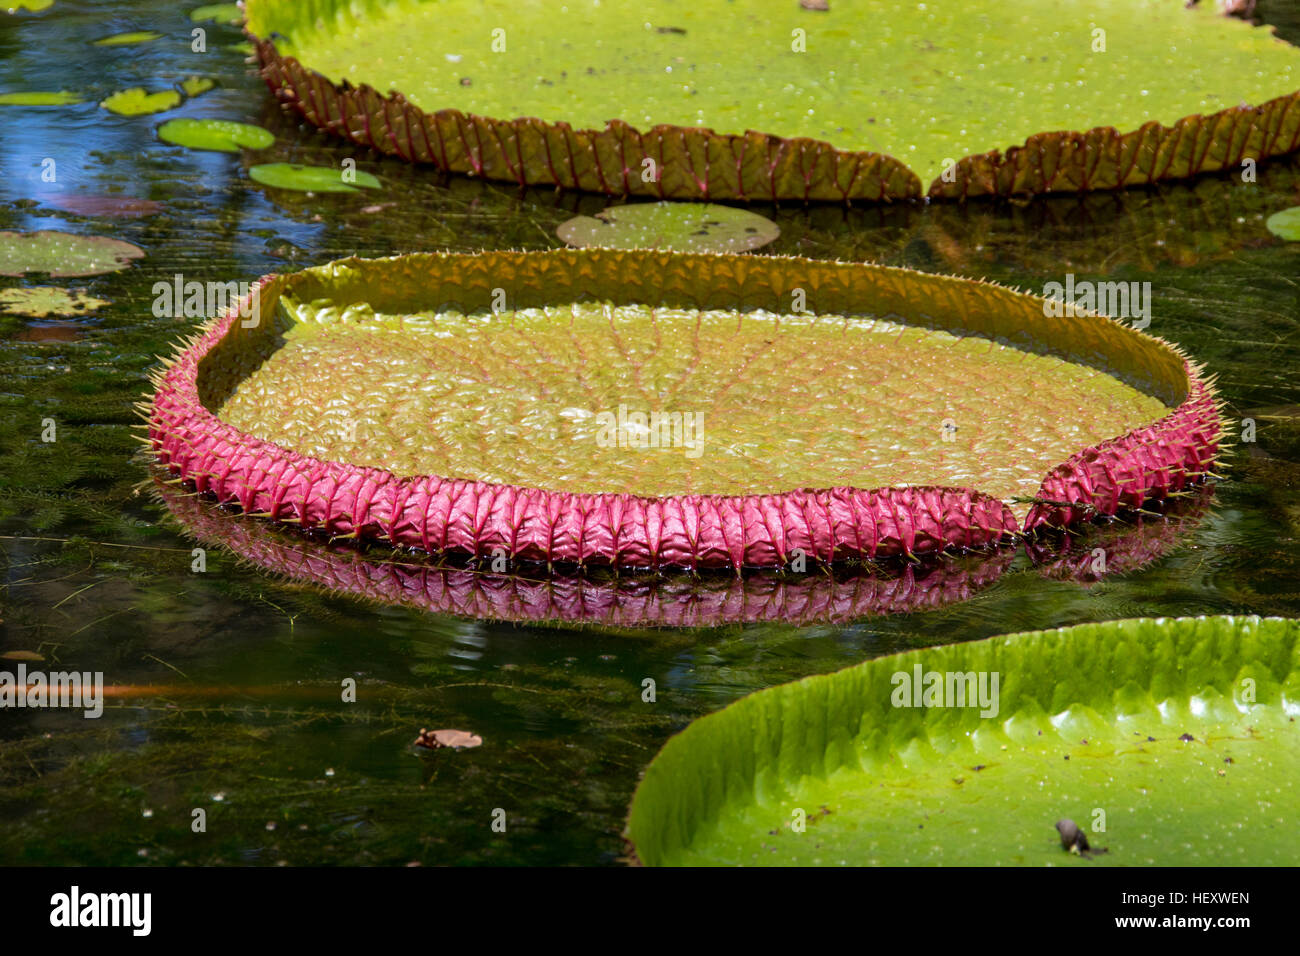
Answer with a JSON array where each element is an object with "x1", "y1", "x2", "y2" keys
[{"x1": 146, "y1": 250, "x2": 1223, "y2": 571}]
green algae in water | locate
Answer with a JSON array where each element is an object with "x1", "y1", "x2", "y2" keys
[
  {"x1": 0, "y1": 90, "x2": 81, "y2": 105},
  {"x1": 256, "y1": 0, "x2": 1300, "y2": 185},
  {"x1": 179, "y1": 76, "x2": 216, "y2": 97},
  {"x1": 190, "y1": 2, "x2": 242, "y2": 23},
  {"x1": 0, "y1": 286, "x2": 110, "y2": 317},
  {"x1": 215, "y1": 302, "x2": 1170, "y2": 507},
  {"x1": 158, "y1": 117, "x2": 273, "y2": 152},
  {"x1": 93, "y1": 30, "x2": 162, "y2": 46},
  {"x1": 100, "y1": 87, "x2": 181, "y2": 116}
]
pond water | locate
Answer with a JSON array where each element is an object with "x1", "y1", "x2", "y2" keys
[{"x1": 0, "y1": 0, "x2": 1298, "y2": 865}]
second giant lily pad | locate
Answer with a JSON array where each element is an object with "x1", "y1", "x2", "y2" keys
[
  {"x1": 247, "y1": 0, "x2": 1300, "y2": 201},
  {"x1": 147, "y1": 250, "x2": 1220, "y2": 570},
  {"x1": 626, "y1": 616, "x2": 1300, "y2": 865}
]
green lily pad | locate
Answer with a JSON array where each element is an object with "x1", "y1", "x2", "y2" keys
[
  {"x1": 4, "y1": 0, "x2": 54, "y2": 11},
  {"x1": 100, "y1": 87, "x2": 182, "y2": 117},
  {"x1": 247, "y1": 0, "x2": 1300, "y2": 200},
  {"x1": 93, "y1": 30, "x2": 162, "y2": 46},
  {"x1": 0, "y1": 90, "x2": 80, "y2": 105},
  {"x1": 248, "y1": 162, "x2": 380, "y2": 193},
  {"x1": 1265, "y1": 206, "x2": 1300, "y2": 242},
  {"x1": 627, "y1": 616, "x2": 1300, "y2": 866},
  {"x1": 557, "y1": 203, "x2": 778, "y2": 254},
  {"x1": 190, "y1": 3, "x2": 242, "y2": 23},
  {"x1": 158, "y1": 118, "x2": 274, "y2": 152},
  {"x1": 179, "y1": 76, "x2": 216, "y2": 97},
  {"x1": 0, "y1": 231, "x2": 144, "y2": 277},
  {"x1": 0, "y1": 286, "x2": 110, "y2": 318}
]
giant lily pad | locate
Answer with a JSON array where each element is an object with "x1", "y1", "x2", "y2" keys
[
  {"x1": 626, "y1": 616, "x2": 1300, "y2": 865},
  {"x1": 100, "y1": 88, "x2": 182, "y2": 117},
  {"x1": 558, "y1": 203, "x2": 778, "y2": 254},
  {"x1": 0, "y1": 230, "x2": 144, "y2": 277},
  {"x1": 146, "y1": 250, "x2": 1220, "y2": 570},
  {"x1": 158, "y1": 117, "x2": 274, "y2": 152},
  {"x1": 246, "y1": 0, "x2": 1300, "y2": 201}
]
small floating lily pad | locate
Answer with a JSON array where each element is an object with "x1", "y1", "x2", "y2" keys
[
  {"x1": 4, "y1": 0, "x2": 54, "y2": 11},
  {"x1": 248, "y1": 162, "x2": 380, "y2": 193},
  {"x1": 0, "y1": 285, "x2": 110, "y2": 318},
  {"x1": 41, "y1": 194, "x2": 162, "y2": 218},
  {"x1": 100, "y1": 87, "x2": 182, "y2": 116},
  {"x1": 179, "y1": 76, "x2": 216, "y2": 97},
  {"x1": 627, "y1": 616, "x2": 1300, "y2": 866},
  {"x1": 0, "y1": 90, "x2": 81, "y2": 105},
  {"x1": 557, "y1": 202, "x2": 779, "y2": 253},
  {"x1": 190, "y1": 3, "x2": 242, "y2": 23},
  {"x1": 0, "y1": 230, "x2": 144, "y2": 277},
  {"x1": 1265, "y1": 206, "x2": 1300, "y2": 241},
  {"x1": 93, "y1": 30, "x2": 162, "y2": 45},
  {"x1": 158, "y1": 117, "x2": 274, "y2": 152}
]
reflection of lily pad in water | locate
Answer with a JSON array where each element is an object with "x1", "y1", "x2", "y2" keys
[
  {"x1": 0, "y1": 286, "x2": 110, "y2": 318},
  {"x1": 93, "y1": 30, "x2": 162, "y2": 46},
  {"x1": 190, "y1": 3, "x2": 242, "y2": 23},
  {"x1": 627, "y1": 616, "x2": 1300, "y2": 866},
  {"x1": 100, "y1": 88, "x2": 182, "y2": 117},
  {"x1": 248, "y1": 162, "x2": 379, "y2": 192},
  {"x1": 0, "y1": 90, "x2": 80, "y2": 105},
  {"x1": 558, "y1": 203, "x2": 778, "y2": 253},
  {"x1": 179, "y1": 76, "x2": 216, "y2": 97},
  {"x1": 147, "y1": 250, "x2": 1221, "y2": 570},
  {"x1": 247, "y1": 0, "x2": 1300, "y2": 200},
  {"x1": 41, "y1": 193, "x2": 162, "y2": 218},
  {"x1": 0, "y1": 230, "x2": 144, "y2": 277},
  {"x1": 158, "y1": 117, "x2": 273, "y2": 152},
  {"x1": 1265, "y1": 206, "x2": 1300, "y2": 241}
]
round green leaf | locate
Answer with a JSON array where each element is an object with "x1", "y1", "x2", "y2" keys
[
  {"x1": 100, "y1": 88, "x2": 181, "y2": 117},
  {"x1": 158, "y1": 118, "x2": 274, "y2": 153},
  {"x1": 557, "y1": 203, "x2": 779, "y2": 253},
  {"x1": 1265, "y1": 206, "x2": 1300, "y2": 242},
  {"x1": 0, "y1": 286, "x2": 110, "y2": 318},
  {"x1": 0, "y1": 231, "x2": 145, "y2": 278},
  {"x1": 248, "y1": 163, "x2": 380, "y2": 193},
  {"x1": 627, "y1": 616, "x2": 1300, "y2": 866},
  {"x1": 4, "y1": 0, "x2": 54, "y2": 11},
  {"x1": 190, "y1": 3, "x2": 242, "y2": 23},
  {"x1": 93, "y1": 30, "x2": 162, "y2": 46},
  {"x1": 0, "y1": 90, "x2": 80, "y2": 105}
]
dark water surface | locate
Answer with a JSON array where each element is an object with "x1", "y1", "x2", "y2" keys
[{"x1": 0, "y1": 0, "x2": 1298, "y2": 865}]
